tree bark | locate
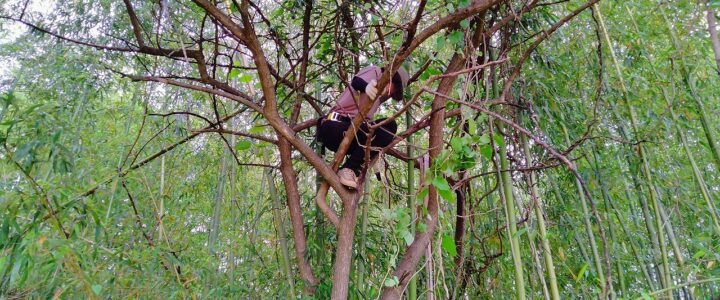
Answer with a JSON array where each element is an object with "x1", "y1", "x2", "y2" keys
[
  {"x1": 705, "y1": 0, "x2": 720, "y2": 78},
  {"x1": 278, "y1": 137, "x2": 320, "y2": 292},
  {"x1": 330, "y1": 195, "x2": 361, "y2": 299},
  {"x1": 381, "y1": 39, "x2": 470, "y2": 300},
  {"x1": 380, "y1": 12, "x2": 489, "y2": 298}
]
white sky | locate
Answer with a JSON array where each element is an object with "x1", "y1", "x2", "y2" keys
[{"x1": 0, "y1": 1, "x2": 55, "y2": 82}]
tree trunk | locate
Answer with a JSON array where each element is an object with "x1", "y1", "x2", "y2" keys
[
  {"x1": 330, "y1": 195, "x2": 361, "y2": 299},
  {"x1": 380, "y1": 14, "x2": 487, "y2": 299},
  {"x1": 406, "y1": 108, "x2": 419, "y2": 300},
  {"x1": 278, "y1": 137, "x2": 319, "y2": 292},
  {"x1": 704, "y1": 0, "x2": 720, "y2": 78}
]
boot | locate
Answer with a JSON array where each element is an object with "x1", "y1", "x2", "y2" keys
[{"x1": 337, "y1": 168, "x2": 358, "y2": 189}]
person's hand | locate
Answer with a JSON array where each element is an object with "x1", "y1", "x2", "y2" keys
[{"x1": 365, "y1": 80, "x2": 377, "y2": 99}]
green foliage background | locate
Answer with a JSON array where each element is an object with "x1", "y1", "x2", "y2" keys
[{"x1": 1, "y1": 0, "x2": 720, "y2": 298}]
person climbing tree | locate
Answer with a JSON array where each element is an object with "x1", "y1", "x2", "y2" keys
[{"x1": 318, "y1": 65, "x2": 409, "y2": 189}]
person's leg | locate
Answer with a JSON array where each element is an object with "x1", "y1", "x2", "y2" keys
[
  {"x1": 339, "y1": 122, "x2": 369, "y2": 173},
  {"x1": 341, "y1": 118, "x2": 397, "y2": 173},
  {"x1": 369, "y1": 118, "x2": 398, "y2": 148},
  {"x1": 320, "y1": 119, "x2": 364, "y2": 188},
  {"x1": 318, "y1": 119, "x2": 353, "y2": 152}
]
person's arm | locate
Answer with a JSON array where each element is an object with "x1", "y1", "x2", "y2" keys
[
  {"x1": 352, "y1": 76, "x2": 377, "y2": 99},
  {"x1": 351, "y1": 66, "x2": 379, "y2": 99},
  {"x1": 351, "y1": 76, "x2": 368, "y2": 92}
]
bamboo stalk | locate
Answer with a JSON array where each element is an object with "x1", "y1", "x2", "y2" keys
[
  {"x1": 406, "y1": 108, "x2": 418, "y2": 300},
  {"x1": 158, "y1": 156, "x2": 165, "y2": 241},
  {"x1": 587, "y1": 149, "x2": 620, "y2": 294},
  {"x1": 659, "y1": 4, "x2": 720, "y2": 169},
  {"x1": 625, "y1": 5, "x2": 720, "y2": 236},
  {"x1": 496, "y1": 122, "x2": 526, "y2": 300},
  {"x1": 521, "y1": 133, "x2": 560, "y2": 300},
  {"x1": 357, "y1": 180, "x2": 370, "y2": 294},
  {"x1": 559, "y1": 123, "x2": 606, "y2": 291},
  {"x1": 208, "y1": 146, "x2": 228, "y2": 250},
  {"x1": 229, "y1": 121, "x2": 239, "y2": 285},
  {"x1": 552, "y1": 187, "x2": 591, "y2": 267},
  {"x1": 508, "y1": 184, "x2": 535, "y2": 298},
  {"x1": 266, "y1": 170, "x2": 297, "y2": 299},
  {"x1": 606, "y1": 196, "x2": 654, "y2": 289},
  {"x1": 625, "y1": 159, "x2": 665, "y2": 286},
  {"x1": 515, "y1": 189, "x2": 549, "y2": 300},
  {"x1": 595, "y1": 6, "x2": 674, "y2": 293}
]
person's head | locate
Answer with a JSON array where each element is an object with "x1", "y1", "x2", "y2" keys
[{"x1": 384, "y1": 66, "x2": 409, "y2": 101}]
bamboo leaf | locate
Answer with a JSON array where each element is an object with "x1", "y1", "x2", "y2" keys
[{"x1": 575, "y1": 264, "x2": 589, "y2": 283}]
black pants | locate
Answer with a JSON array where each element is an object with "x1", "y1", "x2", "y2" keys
[{"x1": 318, "y1": 117, "x2": 398, "y2": 174}]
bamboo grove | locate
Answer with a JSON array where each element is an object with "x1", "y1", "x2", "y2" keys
[{"x1": 1, "y1": 0, "x2": 719, "y2": 299}]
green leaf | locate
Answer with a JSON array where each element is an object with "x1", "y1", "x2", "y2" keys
[
  {"x1": 513, "y1": 227, "x2": 528, "y2": 239},
  {"x1": 384, "y1": 276, "x2": 399, "y2": 287},
  {"x1": 493, "y1": 133, "x2": 505, "y2": 148},
  {"x1": 229, "y1": 68, "x2": 240, "y2": 79},
  {"x1": 249, "y1": 125, "x2": 265, "y2": 134},
  {"x1": 448, "y1": 31, "x2": 464, "y2": 46},
  {"x1": 431, "y1": 176, "x2": 450, "y2": 192},
  {"x1": 235, "y1": 140, "x2": 252, "y2": 151},
  {"x1": 435, "y1": 36, "x2": 447, "y2": 52},
  {"x1": 395, "y1": 209, "x2": 410, "y2": 226},
  {"x1": 441, "y1": 234, "x2": 457, "y2": 257},
  {"x1": 239, "y1": 74, "x2": 253, "y2": 83},
  {"x1": 477, "y1": 134, "x2": 490, "y2": 144},
  {"x1": 693, "y1": 250, "x2": 706, "y2": 259},
  {"x1": 446, "y1": 3, "x2": 455, "y2": 12},
  {"x1": 417, "y1": 222, "x2": 427, "y2": 233},
  {"x1": 480, "y1": 144, "x2": 493, "y2": 160},
  {"x1": 92, "y1": 284, "x2": 102, "y2": 295},
  {"x1": 575, "y1": 263, "x2": 588, "y2": 282},
  {"x1": 468, "y1": 119, "x2": 477, "y2": 134},
  {"x1": 402, "y1": 231, "x2": 414, "y2": 246},
  {"x1": 460, "y1": 19, "x2": 470, "y2": 29},
  {"x1": 417, "y1": 186, "x2": 429, "y2": 201},
  {"x1": 450, "y1": 137, "x2": 463, "y2": 151},
  {"x1": 438, "y1": 188, "x2": 454, "y2": 202}
]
